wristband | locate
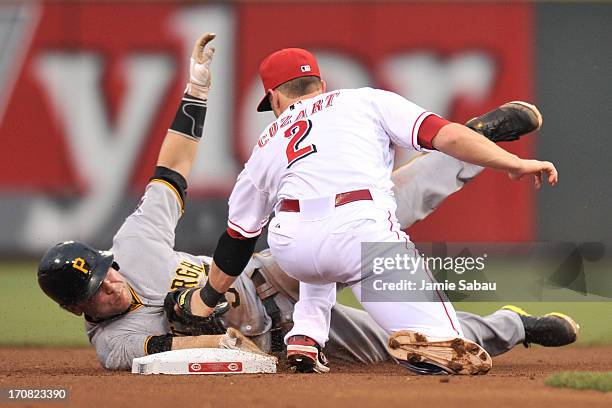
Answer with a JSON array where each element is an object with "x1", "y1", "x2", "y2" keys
[
  {"x1": 169, "y1": 93, "x2": 207, "y2": 140},
  {"x1": 213, "y1": 230, "x2": 259, "y2": 277},
  {"x1": 199, "y1": 281, "x2": 225, "y2": 309}
]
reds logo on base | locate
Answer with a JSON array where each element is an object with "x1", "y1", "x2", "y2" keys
[{"x1": 188, "y1": 362, "x2": 243, "y2": 373}]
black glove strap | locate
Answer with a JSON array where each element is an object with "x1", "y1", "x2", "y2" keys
[
  {"x1": 200, "y1": 281, "x2": 225, "y2": 309},
  {"x1": 169, "y1": 93, "x2": 207, "y2": 140}
]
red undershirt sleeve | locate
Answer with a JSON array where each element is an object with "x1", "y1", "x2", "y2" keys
[
  {"x1": 417, "y1": 115, "x2": 451, "y2": 150},
  {"x1": 226, "y1": 227, "x2": 248, "y2": 240}
]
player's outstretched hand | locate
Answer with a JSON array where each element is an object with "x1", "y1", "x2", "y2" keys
[
  {"x1": 186, "y1": 32, "x2": 216, "y2": 99},
  {"x1": 508, "y1": 159, "x2": 558, "y2": 189}
]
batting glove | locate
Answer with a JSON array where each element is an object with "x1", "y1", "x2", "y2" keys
[{"x1": 186, "y1": 32, "x2": 216, "y2": 100}]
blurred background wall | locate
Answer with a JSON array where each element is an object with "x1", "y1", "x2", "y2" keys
[{"x1": 0, "y1": 1, "x2": 610, "y2": 258}]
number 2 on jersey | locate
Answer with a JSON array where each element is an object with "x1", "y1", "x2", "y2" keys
[{"x1": 285, "y1": 120, "x2": 317, "y2": 168}]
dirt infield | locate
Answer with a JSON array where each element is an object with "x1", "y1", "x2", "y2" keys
[{"x1": 1, "y1": 346, "x2": 611, "y2": 407}]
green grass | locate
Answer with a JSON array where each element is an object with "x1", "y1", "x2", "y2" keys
[
  {"x1": 1, "y1": 262, "x2": 90, "y2": 347},
  {"x1": 546, "y1": 372, "x2": 612, "y2": 392},
  {"x1": 2, "y1": 261, "x2": 612, "y2": 347}
]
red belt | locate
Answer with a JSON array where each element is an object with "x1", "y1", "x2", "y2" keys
[{"x1": 278, "y1": 189, "x2": 373, "y2": 213}]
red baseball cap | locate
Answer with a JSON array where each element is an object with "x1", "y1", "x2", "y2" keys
[{"x1": 257, "y1": 48, "x2": 321, "y2": 112}]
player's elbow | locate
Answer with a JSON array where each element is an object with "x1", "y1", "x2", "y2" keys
[
  {"x1": 95, "y1": 340, "x2": 134, "y2": 371},
  {"x1": 100, "y1": 354, "x2": 130, "y2": 371}
]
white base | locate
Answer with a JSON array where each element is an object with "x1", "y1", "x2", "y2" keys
[{"x1": 132, "y1": 348, "x2": 277, "y2": 375}]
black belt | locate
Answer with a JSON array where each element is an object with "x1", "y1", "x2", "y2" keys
[{"x1": 251, "y1": 269, "x2": 286, "y2": 352}]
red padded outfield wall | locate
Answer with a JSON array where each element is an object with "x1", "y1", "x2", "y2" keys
[{"x1": 0, "y1": 2, "x2": 534, "y2": 254}]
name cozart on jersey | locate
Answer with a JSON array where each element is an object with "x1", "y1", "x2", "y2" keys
[{"x1": 227, "y1": 87, "x2": 438, "y2": 238}]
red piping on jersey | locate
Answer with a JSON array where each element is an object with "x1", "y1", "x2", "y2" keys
[
  {"x1": 411, "y1": 111, "x2": 429, "y2": 151},
  {"x1": 386, "y1": 211, "x2": 460, "y2": 336},
  {"x1": 228, "y1": 219, "x2": 263, "y2": 237}
]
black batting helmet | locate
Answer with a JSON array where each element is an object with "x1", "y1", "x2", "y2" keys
[{"x1": 37, "y1": 241, "x2": 114, "y2": 307}]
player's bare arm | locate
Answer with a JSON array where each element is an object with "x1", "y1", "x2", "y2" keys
[
  {"x1": 179, "y1": 261, "x2": 239, "y2": 316},
  {"x1": 392, "y1": 101, "x2": 544, "y2": 229},
  {"x1": 171, "y1": 328, "x2": 264, "y2": 355},
  {"x1": 432, "y1": 122, "x2": 558, "y2": 189}
]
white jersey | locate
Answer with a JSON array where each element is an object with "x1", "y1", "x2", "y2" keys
[{"x1": 227, "y1": 87, "x2": 436, "y2": 237}]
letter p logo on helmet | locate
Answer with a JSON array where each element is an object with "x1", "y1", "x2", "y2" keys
[{"x1": 72, "y1": 257, "x2": 90, "y2": 275}]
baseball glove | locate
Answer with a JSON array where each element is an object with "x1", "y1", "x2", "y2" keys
[
  {"x1": 465, "y1": 101, "x2": 542, "y2": 142},
  {"x1": 164, "y1": 288, "x2": 229, "y2": 336}
]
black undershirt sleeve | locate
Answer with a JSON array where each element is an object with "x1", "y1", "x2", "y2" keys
[
  {"x1": 150, "y1": 166, "x2": 188, "y2": 204},
  {"x1": 146, "y1": 334, "x2": 173, "y2": 355}
]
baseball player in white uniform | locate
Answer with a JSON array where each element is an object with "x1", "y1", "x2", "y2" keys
[
  {"x1": 38, "y1": 33, "x2": 577, "y2": 373},
  {"x1": 179, "y1": 46, "x2": 560, "y2": 375}
]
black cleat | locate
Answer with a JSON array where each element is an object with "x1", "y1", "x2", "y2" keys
[
  {"x1": 465, "y1": 101, "x2": 542, "y2": 143},
  {"x1": 398, "y1": 360, "x2": 449, "y2": 376},
  {"x1": 502, "y1": 305, "x2": 580, "y2": 347},
  {"x1": 286, "y1": 335, "x2": 330, "y2": 373}
]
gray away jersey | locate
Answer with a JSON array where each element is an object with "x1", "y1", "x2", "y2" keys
[{"x1": 86, "y1": 181, "x2": 269, "y2": 370}]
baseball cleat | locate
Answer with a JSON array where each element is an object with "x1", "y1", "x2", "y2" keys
[
  {"x1": 286, "y1": 335, "x2": 330, "y2": 373},
  {"x1": 387, "y1": 330, "x2": 492, "y2": 375},
  {"x1": 397, "y1": 360, "x2": 449, "y2": 376},
  {"x1": 465, "y1": 101, "x2": 542, "y2": 143},
  {"x1": 502, "y1": 305, "x2": 580, "y2": 347}
]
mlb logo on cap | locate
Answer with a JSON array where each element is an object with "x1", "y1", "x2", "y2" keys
[{"x1": 257, "y1": 48, "x2": 321, "y2": 112}]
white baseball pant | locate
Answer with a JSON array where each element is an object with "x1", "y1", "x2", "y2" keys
[{"x1": 268, "y1": 194, "x2": 463, "y2": 347}]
